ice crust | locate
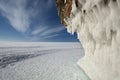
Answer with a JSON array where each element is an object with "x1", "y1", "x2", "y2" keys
[
  {"x1": 65, "y1": 0, "x2": 120, "y2": 80},
  {"x1": 0, "y1": 42, "x2": 90, "y2": 80}
]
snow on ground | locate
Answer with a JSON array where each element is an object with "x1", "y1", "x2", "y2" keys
[{"x1": 0, "y1": 42, "x2": 89, "y2": 80}]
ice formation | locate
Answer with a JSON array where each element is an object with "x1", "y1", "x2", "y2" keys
[{"x1": 64, "y1": 0, "x2": 120, "y2": 80}]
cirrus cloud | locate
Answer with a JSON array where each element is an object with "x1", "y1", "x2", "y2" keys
[
  {"x1": 0, "y1": 0, "x2": 30, "y2": 32},
  {"x1": 0, "y1": 0, "x2": 65, "y2": 41}
]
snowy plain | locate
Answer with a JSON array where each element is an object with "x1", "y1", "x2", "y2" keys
[{"x1": 0, "y1": 42, "x2": 89, "y2": 80}]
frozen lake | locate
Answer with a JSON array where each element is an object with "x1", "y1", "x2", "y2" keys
[{"x1": 0, "y1": 42, "x2": 90, "y2": 80}]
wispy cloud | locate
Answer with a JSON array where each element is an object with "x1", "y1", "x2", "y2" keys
[
  {"x1": 41, "y1": 27, "x2": 65, "y2": 36},
  {"x1": 43, "y1": 34, "x2": 59, "y2": 39},
  {"x1": 31, "y1": 26, "x2": 65, "y2": 40},
  {"x1": 0, "y1": 0, "x2": 54, "y2": 33},
  {"x1": 0, "y1": 0, "x2": 30, "y2": 32},
  {"x1": 31, "y1": 27, "x2": 48, "y2": 35},
  {"x1": 0, "y1": 0, "x2": 65, "y2": 41}
]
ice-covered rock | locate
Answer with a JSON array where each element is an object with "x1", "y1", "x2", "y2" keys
[{"x1": 56, "y1": 0, "x2": 120, "y2": 80}]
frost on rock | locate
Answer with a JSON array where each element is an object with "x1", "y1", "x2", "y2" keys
[{"x1": 64, "y1": 0, "x2": 120, "y2": 80}]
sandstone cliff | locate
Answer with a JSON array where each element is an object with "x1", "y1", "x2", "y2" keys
[{"x1": 56, "y1": 0, "x2": 72, "y2": 26}]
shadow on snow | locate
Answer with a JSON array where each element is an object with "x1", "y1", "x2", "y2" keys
[{"x1": 0, "y1": 49, "x2": 60, "y2": 69}]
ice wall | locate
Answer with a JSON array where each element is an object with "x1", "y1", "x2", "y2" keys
[{"x1": 65, "y1": 0, "x2": 120, "y2": 80}]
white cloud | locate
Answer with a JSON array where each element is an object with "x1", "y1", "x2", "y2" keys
[
  {"x1": 41, "y1": 27, "x2": 65, "y2": 36},
  {"x1": 31, "y1": 26, "x2": 65, "y2": 40},
  {"x1": 0, "y1": 0, "x2": 54, "y2": 33},
  {"x1": 0, "y1": 0, "x2": 64, "y2": 41},
  {"x1": 31, "y1": 27, "x2": 48, "y2": 35},
  {"x1": 0, "y1": 0, "x2": 30, "y2": 32},
  {"x1": 44, "y1": 34, "x2": 59, "y2": 39}
]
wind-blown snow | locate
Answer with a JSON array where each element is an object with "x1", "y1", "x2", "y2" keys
[
  {"x1": 0, "y1": 42, "x2": 90, "y2": 80},
  {"x1": 65, "y1": 0, "x2": 120, "y2": 80}
]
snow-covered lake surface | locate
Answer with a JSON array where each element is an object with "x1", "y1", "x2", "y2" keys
[{"x1": 0, "y1": 42, "x2": 90, "y2": 80}]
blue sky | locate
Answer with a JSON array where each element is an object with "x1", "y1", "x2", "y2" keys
[{"x1": 0, "y1": 0, "x2": 78, "y2": 42}]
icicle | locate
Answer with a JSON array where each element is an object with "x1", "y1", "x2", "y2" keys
[{"x1": 64, "y1": 0, "x2": 120, "y2": 80}]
